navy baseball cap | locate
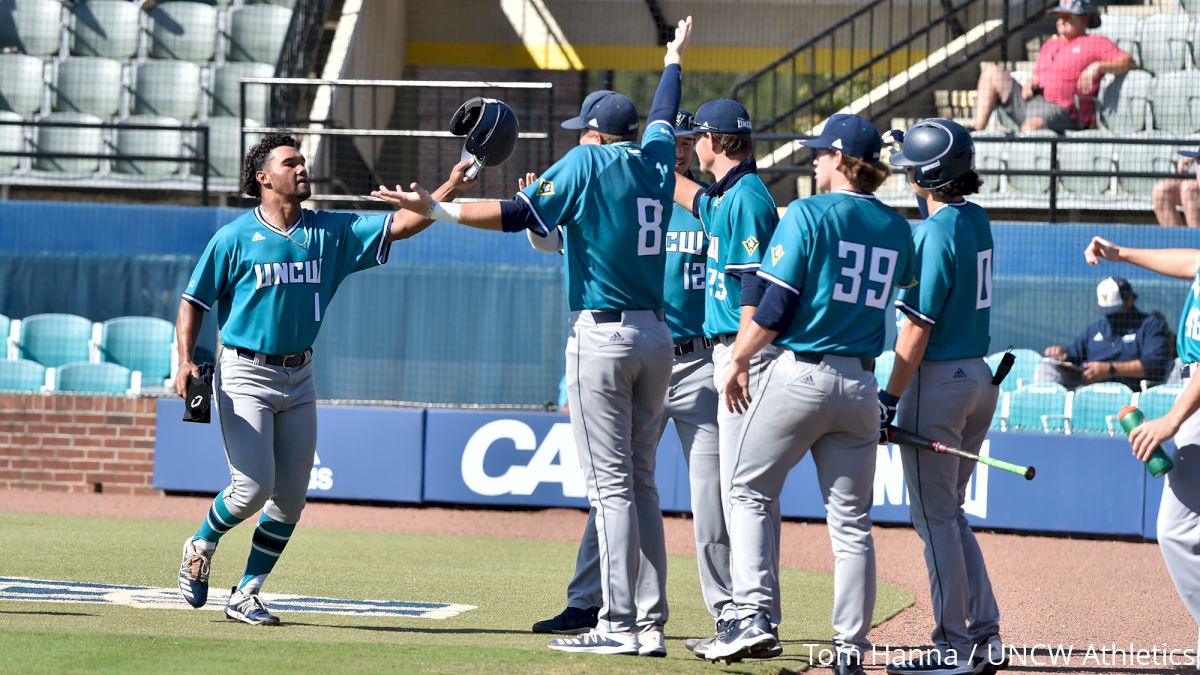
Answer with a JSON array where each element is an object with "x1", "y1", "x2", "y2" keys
[
  {"x1": 674, "y1": 108, "x2": 696, "y2": 137},
  {"x1": 693, "y1": 99, "x2": 753, "y2": 134},
  {"x1": 1046, "y1": 0, "x2": 1100, "y2": 29},
  {"x1": 802, "y1": 113, "x2": 883, "y2": 162},
  {"x1": 1180, "y1": 144, "x2": 1200, "y2": 159},
  {"x1": 1097, "y1": 276, "x2": 1135, "y2": 314},
  {"x1": 561, "y1": 90, "x2": 639, "y2": 136}
]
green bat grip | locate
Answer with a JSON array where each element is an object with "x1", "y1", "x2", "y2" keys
[{"x1": 977, "y1": 455, "x2": 1036, "y2": 480}]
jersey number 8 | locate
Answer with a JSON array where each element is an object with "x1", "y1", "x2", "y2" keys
[
  {"x1": 636, "y1": 197, "x2": 663, "y2": 256},
  {"x1": 832, "y1": 241, "x2": 898, "y2": 309}
]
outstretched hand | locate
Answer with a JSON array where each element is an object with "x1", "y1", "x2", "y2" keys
[
  {"x1": 664, "y1": 16, "x2": 693, "y2": 67},
  {"x1": 372, "y1": 182, "x2": 434, "y2": 216},
  {"x1": 517, "y1": 172, "x2": 539, "y2": 191},
  {"x1": 1083, "y1": 236, "x2": 1122, "y2": 266}
]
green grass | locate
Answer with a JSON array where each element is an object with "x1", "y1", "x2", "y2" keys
[{"x1": 0, "y1": 513, "x2": 913, "y2": 673}]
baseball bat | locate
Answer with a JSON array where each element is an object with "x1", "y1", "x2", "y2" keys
[{"x1": 887, "y1": 427, "x2": 1036, "y2": 480}]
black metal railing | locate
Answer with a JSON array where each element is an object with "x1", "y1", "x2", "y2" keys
[{"x1": 272, "y1": 0, "x2": 336, "y2": 125}]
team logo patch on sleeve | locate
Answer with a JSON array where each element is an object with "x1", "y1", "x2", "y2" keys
[
  {"x1": 741, "y1": 236, "x2": 760, "y2": 255},
  {"x1": 770, "y1": 244, "x2": 785, "y2": 265},
  {"x1": 536, "y1": 180, "x2": 554, "y2": 196}
]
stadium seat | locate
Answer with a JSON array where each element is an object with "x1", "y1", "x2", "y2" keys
[
  {"x1": 211, "y1": 62, "x2": 274, "y2": 122},
  {"x1": 55, "y1": 361, "x2": 139, "y2": 395},
  {"x1": 0, "y1": 53, "x2": 46, "y2": 117},
  {"x1": 114, "y1": 115, "x2": 185, "y2": 178},
  {"x1": 1138, "y1": 384, "x2": 1185, "y2": 421},
  {"x1": 1184, "y1": 0, "x2": 1198, "y2": 13},
  {"x1": 1139, "y1": 15, "x2": 1193, "y2": 75},
  {"x1": 1068, "y1": 382, "x2": 1135, "y2": 435},
  {"x1": 0, "y1": 314, "x2": 10, "y2": 347},
  {"x1": 10, "y1": 313, "x2": 94, "y2": 368},
  {"x1": 1004, "y1": 383, "x2": 1069, "y2": 433},
  {"x1": 1118, "y1": 131, "x2": 1189, "y2": 195},
  {"x1": 1060, "y1": 130, "x2": 1115, "y2": 196},
  {"x1": 227, "y1": 4, "x2": 292, "y2": 64},
  {"x1": 33, "y1": 112, "x2": 103, "y2": 174},
  {"x1": 972, "y1": 131, "x2": 1005, "y2": 193},
  {"x1": 1097, "y1": 70, "x2": 1152, "y2": 133},
  {"x1": 69, "y1": 0, "x2": 142, "y2": 60},
  {"x1": 0, "y1": 111, "x2": 23, "y2": 173},
  {"x1": 986, "y1": 348, "x2": 1040, "y2": 392},
  {"x1": 874, "y1": 350, "x2": 895, "y2": 389},
  {"x1": 195, "y1": 115, "x2": 260, "y2": 178},
  {"x1": 1095, "y1": 13, "x2": 1142, "y2": 67},
  {"x1": 0, "y1": 0, "x2": 64, "y2": 57},
  {"x1": 52, "y1": 57, "x2": 123, "y2": 118},
  {"x1": 148, "y1": 1, "x2": 217, "y2": 62},
  {"x1": 1007, "y1": 131, "x2": 1055, "y2": 194},
  {"x1": 248, "y1": 0, "x2": 296, "y2": 7},
  {"x1": 94, "y1": 316, "x2": 174, "y2": 383},
  {"x1": 991, "y1": 391, "x2": 1007, "y2": 430},
  {"x1": 0, "y1": 358, "x2": 47, "y2": 392},
  {"x1": 132, "y1": 60, "x2": 201, "y2": 121},
  {"x1": 1150, "y1": 71, "x2": 1200, "y2": 135}
]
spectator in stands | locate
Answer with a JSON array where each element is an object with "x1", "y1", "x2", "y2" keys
[
  {"x1": 972, "y1": 0, "x2": 1134, "y2": 132},
  {"x1": 1152, "y1": 145, "x2": 1200, "y2": 228},
  {"x1": 1037, "y1": 276, "x2": 1170, "y2": 389}
]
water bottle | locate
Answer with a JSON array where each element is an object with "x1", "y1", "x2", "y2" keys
[{"x1": 1116, "y1": 405, "x2": 1175, "y2": 478}]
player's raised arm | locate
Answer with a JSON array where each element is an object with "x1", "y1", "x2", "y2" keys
[{"x1": 645, "y1": 16, "x2": 692, "y2": 128}]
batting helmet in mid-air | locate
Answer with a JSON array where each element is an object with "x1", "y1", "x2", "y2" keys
[
  {"x1": 450, "y1": 97, "x2": 519, "y2": 179},
  {"x1": 889, "y1": 118, "x2": 975, "y2": 189}
]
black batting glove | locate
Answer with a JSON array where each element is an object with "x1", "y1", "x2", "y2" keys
[{"x1": 878, "y1": 390, "x2": 900, "y2": 444}]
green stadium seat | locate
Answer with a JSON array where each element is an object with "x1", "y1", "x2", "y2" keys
[
  {"x1": 0, "y1": 111, "x2": 23, "y2": 173},
  {"x1": 0, "y1": 0, "x2": 64, "y2": 57},
  {"x1": 33, "y1": 112, "x2": 103, "y2": 174},
  {"x1": 1151, "y1": 71, "x2": 1200, "y2": 134},
  {"x1": 70, "y1": 0, "x2": 142, "y2": 59},
  {"x1": 133, "y1": 60, "x2": 201, "y2": 121},
  {"x1": 148, "y1": 1, "x2": 217, "y2": 62},
  {"x1": 874, "y1": 350, "x2": 895, "y2": 390},
  {"x1": 1007, "y1": 130, "x2": 1055, "y2": 194},
  {"x1": 227, "y1": 4, "x2": 292, "y2": 64},
  {"x1": 11, "y1": 313, "x2": 94, "y2": 368},
  {"x1": 1118, "y1": 131, "x2": 1189, "y2": 195},
  {"x1": 1138, "y1": 384, "x2": 1185, "y2": 421},
  {"x1": 55, "y1": 361, "x2": 138, "y2": 395},
  {"x1": 1060, "y1": 130, "x2": 1114, "y2": 197},
  {"x1": 972, "y1": 131, "x2": 1005, "y2": 193},
  {"x1": 1095, "y1": 14, "x2": 1142, "y2": 67},
  {"x1": 115, "y1": 115, "x2": 185, "y2": 178},
  {"x1": 1098, "y1": 70, "x2": 1152, "y2": 133},
  {"x1": 53, "y1": 57, "x2": 123, "y2": 118},
  {"x1": 1068, "y1": 382, "x2": 1135, "y2": 435},
  {"x1": 211, "y1": 62, "x2": 274, "y2": 122},
  {"x1": 1004, "y1": 383, "x2": 1069, "y2": 433},
  {"x1": 0, "y1": 53, "x2": 46, "y2": 116},
  {"x1": 94, "y1": 316, "x2": 174, "y2": 383},
  {"x1": 0, "y1": 358, "x2": 47, "y2": 392},
  {"x1": 194, "y1": 115, "x2": 261, "y2": 178},
  {"x1": 1139, "y1": 14, "x2": 1193, "y2": 75}
]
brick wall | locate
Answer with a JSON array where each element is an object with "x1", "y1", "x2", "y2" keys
[{"x1": 0, "y1": 394, "x2": 160, "y2": 495}]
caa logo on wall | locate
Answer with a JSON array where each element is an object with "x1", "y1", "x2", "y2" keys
[{"x1": 460, "y1": 421, "x2": 584, "y2": 498}]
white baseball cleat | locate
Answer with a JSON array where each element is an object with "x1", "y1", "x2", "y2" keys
[
  {"x1": 548, "y1": 629, "x2": 639, "y2": 655},
  {"x1": 637, "y1": 626, "x2": 667, "y2": 657},
  {"x1": 224, "y1": 586, "x2": 280, "y2": 626}
]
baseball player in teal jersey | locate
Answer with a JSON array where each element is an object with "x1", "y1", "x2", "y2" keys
[
  {"x1": 530, "y1": 110, "x2": 730, "y2": 645},
  {"x1": 376, "y1": 18, "x2": 693, "y2": 657},
  {"x1": 1083, "y1": 235, "x2": 1200, "y2": 659},
  {"x1": 174, "y1": 134, "x2": 476, "y2": 625},
  {"x1": 708, "y1": 114, "x2": 916, "y2": 672},
  {"x1": 669, "y1": 99, "x2": 784, "y2": 655},
  {"x1": 880, "y1": 120, "x2": 1006, "y2": 675}
]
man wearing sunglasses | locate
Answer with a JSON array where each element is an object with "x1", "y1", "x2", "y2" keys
[{"x1": 972, "y1": 0, "x2": 1133, "y2": 132}]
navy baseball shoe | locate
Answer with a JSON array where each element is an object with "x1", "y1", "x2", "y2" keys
[
  {"x1": 531, "y1": 606, "x2": 599, "y2": 635},
  {"x1": 225, "y1": 586, "x2": 280, "y2": 625},
  {"x1": 833, "y1": 650, "x2": 867, "y2": 675},
  {"x1": 705, "y1": 612, "x2": 779, "y2": 664},
  {"x1": 177, "y1": 537, "x2": 214, "y2": 608},
  {"x1": 547, "y1": 629, "x2": 638, "y2": 655},
  {"x1": 685, "y1": 617, "x2": 735, "y2": 659}
]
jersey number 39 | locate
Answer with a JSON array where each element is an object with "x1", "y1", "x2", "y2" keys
[{"x1": 832, "y1": 241, "x2": 899, "y2": 308}]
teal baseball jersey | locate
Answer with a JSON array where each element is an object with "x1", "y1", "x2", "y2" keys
[
  {"x1": 1177, "y1": 271, "x2": 1200, "y2": 364},
  {"x1": 520, "y1": 121, "x2": 676, "y2": 312},
  {"x1": 183, "y1": 208, "x2": 392, "y2": 355},
  {"x1": 664, "y1": 202, "x2": 707, "y2": 341},
  {"x1": 895, "y1": 201, "x2": 994, "y2": 361},
  {"x1": 696, "y1": 174, "x2": 778, "y2": 337},
  {"x1": 758, "y1": 190, "x2": 916, "y2": 357}
]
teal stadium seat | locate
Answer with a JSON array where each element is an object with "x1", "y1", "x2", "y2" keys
[
  {"x1": 994, "y1": 348, "x2": 1040, "y2": 391},
  {"x1": 1095, "y1": 14, "x2": 1142, "y2": 67},
  {"x1": 1005, "y1": 383, "x2": 1069, "y2": 433},
  {"x1": 991, "y1": 391, "x2": 1007, "y2": 430},
  {"x1": 70, "y1": 0, "x2": 141, "y2": 59},
  {"x1": 0, "y1": 358, "x2": 46, "y2": 392},
  {"x1": 115, "y1": 115, "x2": 185, "y2": 178},
  {"x1": 1097, "y1": 70, "x2": 1152, "y2": 133},
  {"x1": 227, "y1": 4, "x2": 292, "y2": 64},
  {"x1": 1139, "y1": 14, "x2": 1193, "y2": 75},
  {"x1": 196, "y1": 116, "x2": 260, "y2": 177},
  {"x1": 211, "y1": 62, "x2": 274, "y2": 122},
  {"x1": 1138, "y1": 384, "x2": 1185, "y2": 422},
  {"x1": 53, "y1": 57, "x2": 123, "y2": 118},
  {"x1": 1007, "y1": 131, "x2": 1055, "y2": 194},
  {"x1": 0, "y1": 111, "x2": 23, "y2": 173},
  {"x1": 96, "y1": 316, "x2": 174, "y2": 382},
  {"x1": 1068, "y1": 382, "x2": 1135, "y2": 435},
  {"x1": 0, "y1": 0, "x2": 64, "y2": 57},
  {"x1": 1060, "y1": 130, "x2": 1115, "y2": 196},
  {"x1": 874, "y1": 350, "x2": 895, "y2": 389},
  {"x1": 133, "y1": 60, "x2": 201, "y2": 121},
  {"x1": 148, "y1": 1, "x2": 217, "y2": 62},
  {"x1": 34, "y1": 111, "x2": 103, "y2": 174},
  {"x1": 55, "y1": 362, "x2": 137, "y2": 395},
  {"x1": 12, "y1": 313, "x2": 94, "y2": 368},
  {"x1": 0, "y1": 53, "x2": 46, "y2": 116},
  {"x1": 1151, "y1": 71, "x2": 1200, "y2": 135}
]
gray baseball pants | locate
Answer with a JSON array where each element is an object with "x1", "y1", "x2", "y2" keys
[
  {"x1": 895, "y1": 358, "x2": 1002, "y2": 661},
  {"x1": 566, "y1": 309, "x2": 673, "y2": 633},
  {"x1": 727, "y1": 351, "x2": 879, "y2": 653},
  {"x1": 1158, "y1": 371, "x2": 1200, "y2": 635},
  {"x1": 566, "y1": 344, "x2": 729, "y2": 619},
  {"x1": 214, "y1": 347, "x2": 317, "y2": 525}
]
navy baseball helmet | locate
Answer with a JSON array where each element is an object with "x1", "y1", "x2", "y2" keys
[
  {"x1": 889, "y1": 118, "x2": 975, "y2": 189},
  {"x1": 450, "y1": 97, "x2": 520, "y2": 177}
]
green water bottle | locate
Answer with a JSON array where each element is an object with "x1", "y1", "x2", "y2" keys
[{"x1": 1117, "y1": 405, "x2": 1175, "y2": 478}]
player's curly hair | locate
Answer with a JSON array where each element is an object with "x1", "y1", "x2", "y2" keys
[
  {"x1": 240, "y1": 133, "x2": 300, "y2": 198},
  {"x1": 931, "y1": 170, "x2": 983, "y2": 199},
  {"x1": 840, "y1": 155, "x2": 890, "y2": 193}
]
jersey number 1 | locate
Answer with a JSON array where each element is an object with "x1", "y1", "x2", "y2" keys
[{"x1": 636, "y1": 197, "x2": 663, "y2": 256}]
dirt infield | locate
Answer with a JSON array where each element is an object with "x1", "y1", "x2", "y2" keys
[{"x1": 0, "y1": 488, "x2": 1193, "y2": 673}]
